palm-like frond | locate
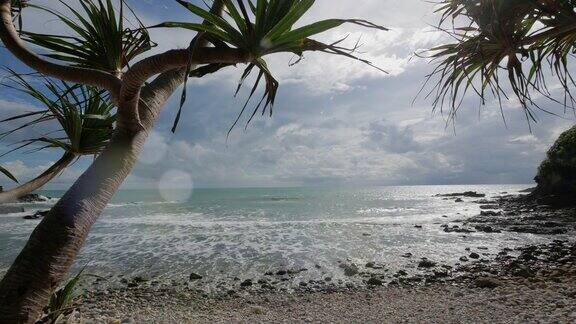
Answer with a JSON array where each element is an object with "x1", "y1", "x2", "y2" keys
[
  {"x1": 156, "y1": 0, "x2": 387, "y2": 133},
  {"x1": 1, "y1": 70, "x2": 116, "y2": 157},
  {"x1": 10, "y1": 0, "x2": 28, "y2": 31},
  {"x1": 22, "y1": 0, "x2": 154, "y2": 75},
  {"x1": 425, "y1": 0, "x2": 576, "y2": 126},
  {"x1": 0, "y1": 165, "x2": 18, "y2": 183},
  {"x1": 45, "y1": 268, "x2": 85, "y2": 322}
]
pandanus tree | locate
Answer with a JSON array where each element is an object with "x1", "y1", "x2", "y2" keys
[
  {"x1": 0, "y1": 0, "x2": 386, "y2": 321},
  {"x1": 426, "y1": 0, "x2": 576, "y2": 197},
  {"x1": 0, "y1": 73, "x2": 116, "y2": 203}
]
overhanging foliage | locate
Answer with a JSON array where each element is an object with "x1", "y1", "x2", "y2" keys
[{"x1": 424, "y1": 0, "x2": 576, "y2": 127}]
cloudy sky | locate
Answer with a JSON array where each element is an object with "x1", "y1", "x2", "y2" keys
[{"x1": 0, "y1": 0, "x2": 574, "y2": 190}]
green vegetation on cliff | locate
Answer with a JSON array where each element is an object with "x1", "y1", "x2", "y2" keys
[{"x1": 535, "y1": 126, "x2": 576, "y2": 195}]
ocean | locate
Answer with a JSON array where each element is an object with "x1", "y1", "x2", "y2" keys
[{"x1": 0, "y1": 185, "x2": 553, "y2": 289}]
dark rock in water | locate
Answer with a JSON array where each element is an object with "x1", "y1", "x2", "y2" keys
[
  {"x1": 18, "y1": 194, "x2": 49, "y2": 203},
  {"x1": 433, "y1": 269, "x2": 449, "y2": 278},
  {"x1": 287, "y1": 268, "x2": 307, "y2": 275},
  {"x1": 367, "y1": 277, "x2": 383, "y2": 286},
  {"x1": 23, "y1": 210, "x2": 49, "y2": 220},
  {"x1": 324, "y1": 277, "x2": 332, "y2": 282},
  {"x1": 276, "y1": 270, "x2": 287, "y2": 276},
  {"x1": 443, "y1": 225, "x2": 475, "y2": 233},
  {"x1": 37, "y1": 210, "x2": 49, "y2": 217},
  {"x1": 401, "y1": 253, "x2": 413, "y2": 258},
  {"x1": 413, "y1": 225, "x2": 423, "y2": 229},
  {"x1": 469, "y1": 252, "x2": 480, "y2": 259},
  {"x1": 299, "y1": 282, "x2": 308, "y2": 287},
  {"x1": 479, "y1": 205, "x2": 500, "y2": 210},
  {"x1": 459, "y1": 256, "x2": 469, "y2": 262},
  {"x1": 340, "y1": 263, "x2": 359, "y2": 277},
  {"x1": 474, "y1": 225, "x2": 501, "y2": 233},
  {"x1": 436, "y1": 191, "x2": 486, "y2": 198},
  {"x1": 189, "y1": 273, "x2": 203, "y2": 280},
  {"x1": 240, "y1": 279, "x2": 253, "y2": 287},
  {"x1": 0, "y1": 206, "x2": 25, "y2": 214},
  {"x1": 475, "y1": 277, "x2": 502, "y2": 289},
  {"x1": 418, "y1": 259, "x2": 436, "y2": 268},
  {"x1": 480, "y1": 211, "x2": 502, "y2": 216},
  {"x1": 132, "y1": 276, "x2": 148, "y2": 283},
  {"x1": 512, "y1": 266, "x2": 535, "y2": 278},
  {"x1": 365, "y1": 262, "x2": 384, "y2": 269},
  {"x1": 455, "y1": 198, "x2": 463, "y2": 203},
  {"x1": 396, "y1": 270, "x2": 408, "y2": 277},
  {"x1": 314, "y1": 264, "x2": 322, "y2": 269}
]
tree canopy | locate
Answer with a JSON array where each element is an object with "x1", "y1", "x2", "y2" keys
[{"x1": 425, "y1": 0, "x2": 576, "y2": 127}]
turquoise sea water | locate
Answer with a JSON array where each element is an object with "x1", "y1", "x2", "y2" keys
[{"x1": 0, "y1": 185, "x2": 553, "y2": 287}]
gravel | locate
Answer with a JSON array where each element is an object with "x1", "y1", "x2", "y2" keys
[{"x1": 71, "y1": 275, "x2": 576, "y2": 323}]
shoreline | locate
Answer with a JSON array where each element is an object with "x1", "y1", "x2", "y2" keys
[
  {"x1": 49, "y1": 191, "x2": 576, "y2": 323},
  {"x1": 72, "y1": 239, "x2": 576, "y2": 323}
]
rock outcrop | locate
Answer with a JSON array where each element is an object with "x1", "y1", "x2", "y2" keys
[{"x1": 534, "y1": 125, "x2": 576, "y2": 206}]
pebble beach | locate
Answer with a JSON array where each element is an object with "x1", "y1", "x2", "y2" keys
[{"x1": 40, "y1": 190, "x2": 576, "y2": 323}]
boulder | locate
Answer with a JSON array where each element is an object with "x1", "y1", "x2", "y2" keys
[
  {"x1": 365, "y1": 262, "x2": 384, "y2": 269},
  {"x1": 474, "y1": 225, "x2": 501, "y2": 233},
  {"x1": 339, "y1": 263, "x2": 359, "y2": 277},
  {"x1": 367, "y1": 277, "x2": 383, "y2": 286},
  {"x1": 23, "y1": 210, "x2": 49, "y2": 220},
  {"x1": 240, "y1": 279, "x2": 253, "y2": 287},
  {"x1": 436, "y1": 191, "x2": 486, "y2": 198},
  {"x1": 18, "y1": 194, "x2": 49, "y2": 203},
  {"x1": 418, "y1": 259, "x2": 436, "y2": 268},
  {"x1": 475, "y1": 277, "x2": 502, "y2": 289},
  {"x1": 189, "y1": 272, "x2": 203, "y2": 280},
  {"x1": 443, "y1": 225, "x2": 475, "y2": 233}
]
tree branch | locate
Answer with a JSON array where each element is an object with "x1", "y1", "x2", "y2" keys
[
  {"x1": 121, "y1": 47, "x2": 250, "y2": 102},
  {"x1": 0, "y1": 0, "x2": 121, "y2": 99},
  {"x1": 117, "y1": 47, "x2": 249, "y2": 131}
]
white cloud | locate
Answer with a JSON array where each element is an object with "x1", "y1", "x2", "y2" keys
[{"x1": 4, "y1": 0, "x2": 576, "y2": 189}]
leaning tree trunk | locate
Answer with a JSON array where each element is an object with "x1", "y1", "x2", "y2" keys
[
  {"x1": 0, "y1": 1, "x2": 225, "y2": 320},
  {"x1": 0, "y1": 126, "x2": 148, "y2": 323},
  {"x1": 0, "y1": 153, "x2": 75, "y2": 204}
]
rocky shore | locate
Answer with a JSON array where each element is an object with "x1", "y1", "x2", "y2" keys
[
  {"x1": 42, "y1": 191, "x2": 576, "y2": 322},
  {"x1": 68, "y1": 239, "x2": 576, "y2": 323}
]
